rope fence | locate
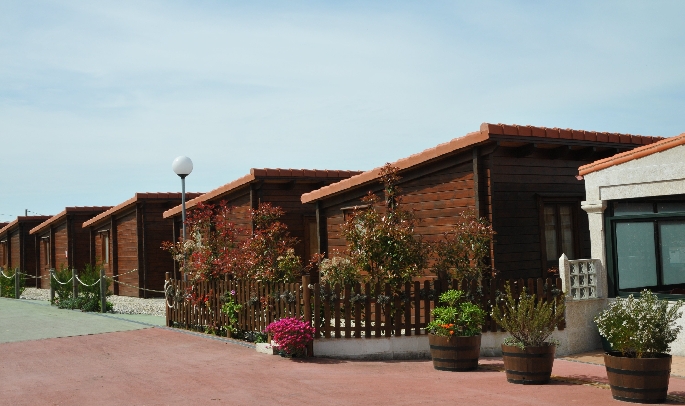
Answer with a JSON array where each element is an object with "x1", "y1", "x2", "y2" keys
[{"x1": 0, "y1": 266, "x2": 158, "y2": 312}]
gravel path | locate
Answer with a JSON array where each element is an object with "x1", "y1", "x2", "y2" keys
[{"x1": 20, "y1": 288, "x2": 165, "y2": 317}]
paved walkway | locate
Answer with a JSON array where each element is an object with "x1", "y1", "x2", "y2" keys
[{"x1": 2, "y1": 297, "x2": 685, "y2": 405}]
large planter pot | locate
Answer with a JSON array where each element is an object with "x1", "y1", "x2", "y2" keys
[
  {"x1": 428, "y1": 334, "x2": 481, "y2": 371},
  {"x1": 604, "y1": 351, "x2": 671, "y2": 404},
  {"x1": 501, "y1": 344, "x2": 555, "y2": 385}
]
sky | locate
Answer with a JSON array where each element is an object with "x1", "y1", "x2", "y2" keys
[{"x1": 1, "y1": 0, "x2": 684, "y2": 221}]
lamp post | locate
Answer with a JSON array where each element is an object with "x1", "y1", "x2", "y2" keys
[{"x1": 172, "y1": 156, "x2": 193, "y2": 242}]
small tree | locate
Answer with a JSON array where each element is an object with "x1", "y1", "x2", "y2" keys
[
  {"x1": 340, "y1": 164, "x2": 429, "y2": 287},
  {"x1": 162, "y1": 201, "x2": 245, "y2": 282},
  {"x1": 233, "y1": 203, "x2": 302, "y2": 283},
  {"x1": 433, "y1": 210, "x2": 495, "y2": 282}
]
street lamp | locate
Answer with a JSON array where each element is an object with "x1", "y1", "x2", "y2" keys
[{"x1": 172, "y1": 156, "x2": 193, "y2": 242}]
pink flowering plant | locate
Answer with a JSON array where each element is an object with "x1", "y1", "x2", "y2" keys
[{"x1": 264, "y1": 317, "x2": 314, "y2": 357}]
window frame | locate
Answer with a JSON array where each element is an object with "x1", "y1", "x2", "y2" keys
[
  {"x1": 605, "y1": 196, "x2": 685, "y2": 298},
  {"x1": 537, "y1": 196, "x2": 583, "y2": 273}
]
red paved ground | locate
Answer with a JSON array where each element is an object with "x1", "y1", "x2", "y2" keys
[{"x1": 2, "y1": 328, "x2": 685, "y2": 405}]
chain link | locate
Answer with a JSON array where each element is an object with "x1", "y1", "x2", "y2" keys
[
  {"x1": 51, "y1": 273, "x2": 74, "y2": 285},
  {"x1": 75, "y1": 275, "x2": 101, "y2": 287},
  {"x1": 111, "y1": 278, "x2": 167, "y2": 294}
]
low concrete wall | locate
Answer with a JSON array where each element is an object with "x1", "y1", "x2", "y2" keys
[
  {"x1": 312, "y1": 299, "x2": 609, "y2": 360},
  {"x1": 313, "y1": 335, "x2": 431, "y2": 360}
]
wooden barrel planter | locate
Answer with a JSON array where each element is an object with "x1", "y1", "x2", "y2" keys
[
  {"x1": 501, "y1": 344, "x2": 556, "y2": 384},
  {"x1": 428, "y1": 334, "x2": 481, "y2": 371},
  {"x1": 604, "y1": 352, "x2": 671, "y2": 404}
]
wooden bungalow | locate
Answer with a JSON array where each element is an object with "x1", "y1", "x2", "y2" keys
[
  {"x1": 81, "y1": 193, "x2": 202, "y2": 297},
  {"x1": 29, "y1": 207, "x2": 112, "y2": 288},
  {"x1": 162, "y1": 168, "x2": 361, "y2": 278},
  {"x1": 301, "y1": 123, "x2": 662, "y2": 280},
  {"x1": 0, "y1": 216, "x2": 52, "y2": 286}
]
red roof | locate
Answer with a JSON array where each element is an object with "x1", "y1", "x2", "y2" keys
[
  {"x1": 82, "y1": 193, "x2": 202, "y2": 228},
  {"x1": 30, "y1": 207, "x2": 113, "y2": 235},
  {"x1": 162, "y1": 168, "x2": 362, "y2": 219},
  {"x1": 0, "y1": 216, "x2": 53, "y2": 236},
  {"x1": 578, "y1": 132, "x2": 685, "y2": 176},
  {"x1": 301, "y1": 122, "x2": 661, "y2": 204}
]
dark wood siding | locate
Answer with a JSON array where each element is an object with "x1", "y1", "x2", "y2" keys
[
  {"x1": 116, "y1": 211, "x2": 139, "y2": 297},
  {"x1": 53, "y1": 223, "x2": 68, "y2": 271},
  {"x1": 490, "y1": 149, "x2": 592, "y2": 279},
  {"x1": 9, "y1": 232, "x2": 20, "y2": 270},
  {"x1": 141, "y1": 202, "x2": 176, "y2": 297},
  {"x1": 321, "y1": 160, "x2": 476, "y2": 260}
]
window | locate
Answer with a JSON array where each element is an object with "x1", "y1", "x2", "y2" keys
[
  {"x1": 42, "y1": 237, "x2": 50, "y2": 267},
  {"x1": 539, "y1": 198, "x2": 581, "y2": 271},
  {"x1": 99, "y1": 231, "x2": 110, "y2": 264},
  {"x1": 607, "y1": 198, "x2": 685, "y2": 296}
]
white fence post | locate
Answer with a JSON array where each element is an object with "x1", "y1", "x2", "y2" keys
[{"x1": 558, "y1": 254, "x2": 571, "y2": 299}]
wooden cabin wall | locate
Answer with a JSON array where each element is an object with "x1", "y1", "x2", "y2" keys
[
  {"x1": 141, "y1": 202, "x2": 177, "y2": 297},
  {"x1": 489, "y1": 149, "x2": 592, "y2": 279},
  {"x1": 53, "y1": 223, "x2": 68, "y2": 271},
  {"x1": 116, "y1": 211, "x2": 139, "y2": 297},
  {"x1": 0, "y1": 241, "x2": 6, "y2": 267},
  {"x1": 95, "y1": 232, "x2": 111, "y2": 276},
  {"x1": 320, "y1": 160, "x2": 476, "y2": 270},
  {"x1": 260, "y1": 182, "x2": 323, "y2": 261},
  {"x1": 222, "y1": 192, "x2": 252, "y2": 242},
  {"x1": 36, "y1": 231, "x2": 50, "y2": 288},
  {"x1": 9, "y1": 231, "x2": 20, "y2": 270},
  {"x1": 401, "y1": 162, "x2": 475, "y2": 243},
  {"x1": 71, "y1": 213, "x2": 97, "y2": 272}
]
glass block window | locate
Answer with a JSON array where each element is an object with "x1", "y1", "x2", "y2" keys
[{"x1": 568, "y1": 259, "x2": 598, "y2": 299}]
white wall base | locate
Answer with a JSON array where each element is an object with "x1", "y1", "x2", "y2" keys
[{"x1": 311, "y1": 299, "x2": 609, "y2": 359}]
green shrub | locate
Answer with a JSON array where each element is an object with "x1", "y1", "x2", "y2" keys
[
  {"x1": 595, "y1": 290, "x2": 684, "y2": 358},
  {"x1": 491, "y1": 283, "x2": 565, "y2": 348},
  {"x1": 53, "y1": 264, "x2": 112, "y2": 312},
  {"x1": 426, "y1": 289, "x2": 485, "y2": 337},
  {"x1": 51, "y1": 265, "x2": 73, "y2": 304},
  {"x1": 0, "y1": 268, "x2": 25, "y2": 298}
]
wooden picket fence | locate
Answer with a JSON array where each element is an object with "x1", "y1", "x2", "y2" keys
[{"x1": 165, "y1": 274, "x2": 564, "y2": 338}]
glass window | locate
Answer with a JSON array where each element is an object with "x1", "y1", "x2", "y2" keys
[
  {"x1": 103, "y1": 233, "x2": 110, "y2": 264},
  {"x1": 660, "y1": 221, "x2": 685, "y2": 285},
  {"x1": 613, "y1": 202, "x2": 654, "y2": 216},
  {"x1": 544, "y1": 206, "x2": 557, "y2": 262},
  {"x1": 559, "y1": 205, "x2": 574, "y2": 260},
  {"x1": 615, "y1": 222, "x2": 657, "y2": 289}
]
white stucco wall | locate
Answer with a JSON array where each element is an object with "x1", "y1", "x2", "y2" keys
[{"x1": 582, "y1": 142, "x2": 685, "y2": 356}]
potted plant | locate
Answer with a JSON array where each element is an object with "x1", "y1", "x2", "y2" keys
[
  {"x1": 426, "y1": 289, "x2": 485, "y2": 371},
  {"x1": 491, "y1": 283, "x2": 565, "y2": 384},
  {"x1": 595, "y1": 290, "x2": 684, "y2": 404}
]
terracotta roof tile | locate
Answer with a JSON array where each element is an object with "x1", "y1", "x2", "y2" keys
[
  {"x1": 30, "y1": 206, "x2": 112, "y2": 235},
  {"x1": 579, "y1": 132, "x2": 685, "y2": 176},
  {"x1": 82, "y1": 193, "x2": 202, "y2": 228},
  {"x1": 0, "y1": 216, "x2": 52, "y2": 236},
  {"x1": 301, "y1": 122, "x2": 663, "y2": 204},
  {"x1": 162, "y1": 168, "x2": 362, "y2": 219}
]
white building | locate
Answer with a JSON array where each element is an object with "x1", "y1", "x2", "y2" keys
[{"x1": 571, "y1": 132, "x2": 685, "y2": 354}]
